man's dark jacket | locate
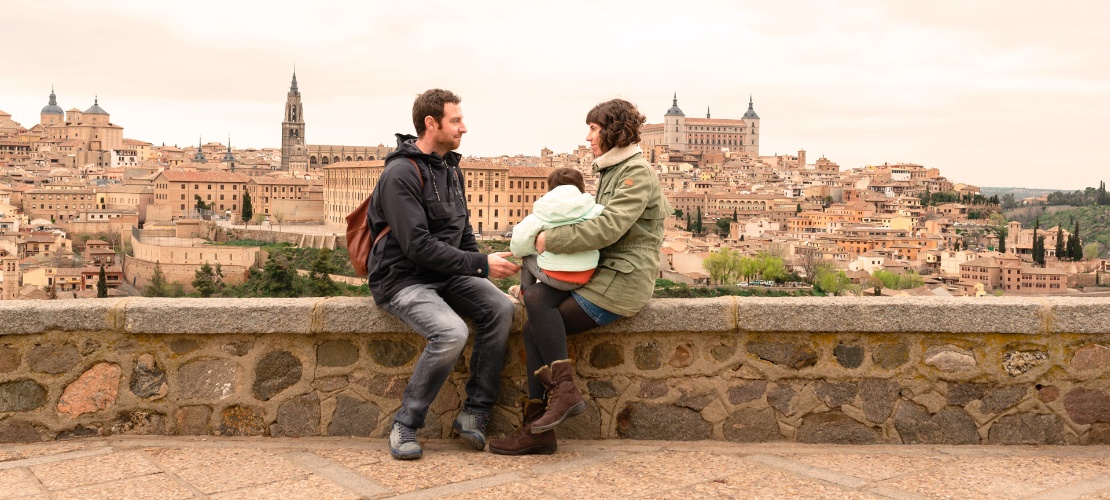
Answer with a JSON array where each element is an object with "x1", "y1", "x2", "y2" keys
[{"x1": 366, "y1": 134, "x2": 488, "y2": 304}]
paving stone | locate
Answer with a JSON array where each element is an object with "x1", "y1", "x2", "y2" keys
[
  {"x1": 589, "y1": 342, "x2": 624, "y2": 369},
  {"x1": 1063, "y1": 387, "x2": 1110, "y2": 425},
  {"x1": 834, "y1": 344, "x2": 864, "y2": 369},
  {"x1": 168, "y1": 339, "x2": 200, "y2": 354},
  {"x1": 859, "y1": 379, "x2": 901, "y2": 424},
  {"x1": 988, "y1": 413, "x2": 1064, "y2": 445},
  {"x1": 746, "y1": 341, "x2": 817, "y2": 369},
  {"x1": 27, "y1": 343, "x2": 80, "y2": 374},
  {"x1": 178, "y1": 359, "x2": 239, "y2": 400},
  {"x1": 327, "y1": 395, "x2": 380, "y2": 437},
  {"x1": 980, "y1": 386, "x2": 1028, "y2": 414},
  {"x1": 1089, "y1": 423, "x2": 1110, "y2": 444},
  {"x1": 0, "y1": 379, "x2": 48, "y2": 412},
  {"x1": 616, "y1": 402, "x2": 712, "y2": 440},
  {"x1": 947, "y1": 382, "x2": 989, "y2": 406},
  {"x1": 129, "y1": 354, "x2": 167, "y2": 399},
  {"x1": 219, "y1": 405, "x2": 267, "y2": 436},
  {"x1": 1038, "y1": 385, "x2": 1060, "y2": 403},
  {"x1": 814, "y1": 381, "x2": 858, "y2": 408},
  {"x1": 711, "y1": 344, "x2": 735, "y2": 362},
  {"x1": 0, "y1": 345, "x2": 18, "y2": 373},
  {"x1": 893, "y1": 401, "x2": 979, "y2": 444},
  {"x1": 924, "y1": 345, "x2": 976, "y2": 372},
  {"x1": 221, "y1": 339, "x2": 254, "y2": 357},
  {"x1": 589, "y1": 380, "x2": 619, "y2": 398},
  {"x1": 723, "y1": 407, "x2": 783, "y2": 442},
  {"x1": 176, "y1": 405, "x2": 212, "y2": 435},
  {"x1": 0, "y1": 419, "x2": 42, "y2": 443},
  {"x1": 872, "y1": 343, "x2": 910, "y2": 369},
  {"x1": 669, "y1": 344, "x2": 694, "y2": 368},
  {"x1": 110, "y1": 410, "x2": 165, "y2": 435},
  {"x1": 368, "y1": 339, "x2": 418, "y2": 367},
  {"x1": 317, "y1": 340, "x2": 359, "y2": 367},
  {"x1": 560, "y1": 399, "x2": 602, "y2": 439},
  {"x1": 639, "y1": 379, "x2": 669, "y2": 399},
  {"x1": 728, "y1": 380, "x2": 767, "y2": 405},
  {"x1": 1002, "y1": 350, "x2": 1048, "y2": 377},
  {"x1": 272, "y1": 393, "x2": 320, "y2": 437},
  {"x1": 57, "y1": 362, "x2": 121, "y2": 418},
  {"x1": 252, "y1": 350, "x2": 302, "y2": 401},
  {"x1": 312, "y1": 375, "x2": 350, "y2": 392},
  {"x1": 1071, "y1": 344, "x2": 1110, "y2": 372},
  {"x1": 767, "y1": 383, "x2": 799, "y2": 416},
  {"x1": 633, "y1": 342, "x2": 662, "y2": 370},
  {"x1": 797, "y1": 410, "x2": 881, "y2": 444}
]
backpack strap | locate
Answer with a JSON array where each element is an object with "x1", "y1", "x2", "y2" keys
[{"x1": 372, "y1": 158, "x2": 423, "y2": 247}]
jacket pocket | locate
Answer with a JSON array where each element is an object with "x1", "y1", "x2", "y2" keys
[
  {"x1": 640, "y1": 205, "x2": 666, "y2": 220},
  {"x1": 592, "y1": 257, "x2": 634, "y2": 296}
]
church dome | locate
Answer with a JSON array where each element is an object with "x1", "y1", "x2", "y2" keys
[
  {"x1": 84, "y1": 97, "x2": 108, "y2": 115},
  {"x1": 41, "y1": 90, "x2": 63, "y2": 115}
]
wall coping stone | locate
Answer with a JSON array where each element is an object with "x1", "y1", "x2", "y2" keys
[{"x1": 0, "y1": 296, "x2": 1106, "y2": 336}]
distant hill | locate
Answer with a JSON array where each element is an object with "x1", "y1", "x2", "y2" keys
[
  {"x1": 980, "y1": 187, "x2": 1065, "y2": 199},
  {"x1": 1008, "y1": 205, "x2": 1110, "y2": 259}
]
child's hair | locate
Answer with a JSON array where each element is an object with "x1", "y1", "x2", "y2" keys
[{"x1": 547, "y1": 168, "x2": 585, "y2": 192}]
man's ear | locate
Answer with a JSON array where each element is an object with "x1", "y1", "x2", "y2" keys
[{"x1": 424, "y1": 115, "x2": 437, "y2": 132}]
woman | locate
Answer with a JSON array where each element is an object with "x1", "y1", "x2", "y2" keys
[{"x1": 489, "y1": 99, "x2": 671, "y2": 455}]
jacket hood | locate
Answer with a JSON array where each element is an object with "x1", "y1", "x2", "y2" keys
[
  {"x1": 386, "y1": 133, "x2": 462, "y2": 166},
  {"x1": 532, "y1": 185, "x2": 604, "y2": 223}
]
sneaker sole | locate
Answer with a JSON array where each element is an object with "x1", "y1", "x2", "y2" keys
[
  {"x1": 390, "y1": 449, "x2": 422, "y2": 460},
  {"x1": 530, "y1": 401, "x2": 587, "y2": 434},
  {"x1": 489, "y1": 442, "x2": 557, "y2": 456},
  {"x1": 454, "y1": 420, "x2": 487, "y2": 451}
]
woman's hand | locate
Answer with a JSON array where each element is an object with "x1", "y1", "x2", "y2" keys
[{"x1": 535, "y1": 231, "x2": 546, "y2": 253}]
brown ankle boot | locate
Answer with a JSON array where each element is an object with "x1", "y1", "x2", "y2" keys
[
  {"x1": 531, "y1": 359, "x2": 586, "y2": 434},
  {"x1": 489, "y1": 398, "x2": 557, "y2": 455}
]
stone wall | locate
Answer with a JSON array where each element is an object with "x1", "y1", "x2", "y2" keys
[{"x1": 1, "y1": 297, "x2": 1109, "y2": 445}]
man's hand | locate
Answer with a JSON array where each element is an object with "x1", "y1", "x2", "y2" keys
[
  {"x1": 535, "y1": 231, "x2": 546, "y2": 254},
  {"x1": 487, "y1": 252, "x2": 520, "y2": 279}
]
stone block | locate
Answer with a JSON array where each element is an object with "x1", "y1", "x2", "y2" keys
[
  {"x1": 272, "y1": 393, "x2": 320, "y2": 437},
  {"x1": 27, "y1": 344, "x2": 80, "y2": 374},
  {"x1": 639, "y1": 379, "x2": 669, "y2": 399},
  {"x1": 176, "y1": 406, "x2": 212, "y2": 435},
  {"x1": 633, "y1": 342, "x2": 662, "y2": 370},
  {"x1": 125, "y1": 298, "x2": 314, "y2": 334},
  {"x1": 253, "y1": 350, "x2": 303, "y2": 401},
  {"x1": 814, "y1": 381, "x2": 858, "y2": 408},
  {"x1": 872, "y1": 343, "x2": 909, "y2": 369},
  {"x1": 988, "y1": 413, "x2": 1064, "y2": 445},
  {"x1": 57, "y1": 363, "x2": 122, "y2": 418},
  {"x1": 859, "y1": 379, "x2": 901, "y2": 424},
  {"x1": 222, "y1": 339, "x2": 255, "y2": 357},
  {"x1": 723, "y1": 408, "x2": 783, "y2": 442},
  {"x1": 1063, "y1": 387, "x2": 1110, "y2": 425},
  {"x1": 1071, "y1": 344, "x2": 1110, "y2": 372},
  {"x1": 111, "y1": 410, "x2": 165, "y2": 435},
  {"x1": 178, "y1": 359, "x2": 239, "y2": 400},
  {"x1": 219, "y1": 405, "x2": 267, "y2": 436},
  {"x1": 767, "y1": 383, "x2": 799, "y2": 416},
  {"x1": 595, "y1": 297, "x2": 736, "y2": 334},
  {"x1": 368, "y1": 339, "x2": 418, "y2": 368},
  {"x1": 1044, "y1": 297, "x2": 1110, "y2": 334},
  {"x1": 746, "y1": 341, "x2": 817, "y2": 369},
  {"x1": 797, "y1": 410, "x2": 881, "y2": 444},
  {"x1": 669, "y1": 344, "x2": 694, "y2": 368},
  {"x1": 924, "y1": 345, "x2": 976, "y2": 372},
  {"x1": 0, "y1": 420, "x2": 43, "y2": 443},
  {"x1": 79, "y1": 339, "x2": 100, "y2": 356},
  {"x1": 1090, "y1": 423, "x2": 1110, "y2": 445},
  {"x1": 589, "y1": 342, "x2": 625, "y2": 369},
  {"x1": 313, "y1": 297, "x2": 410, "y2": 334},
  {"x1": 327, "y1": 395, "x2": 380, "y2": 437},
  {"x1": 365, "y1": 374, "x2": 406, "y2": 398},
  {"x1": 675, "y1": 388, "x2": 715, "y2": 412},
  {"x1": 588, "y1": 380, "x2": 619, "y2": 398},
  {"x1": 980, "y1": 386, "x2": 1028, "y2": 414},
  {"x1": 1038, "y1": 385, "x2": 1060, "y2": 403},
  {"x1": 0, "y1": 345, "x2": 19, "y2": 373},
  {"x1": 0, "y1": 299, "x2": 118, "y2": 335},
  {"x1": 893, "y1": 401, "x2": 979, "y2": 444},
  {"x1": 57, "y1": 425, "x2": 100, "y2": 440},
  {"x1": 317, "y1": 340, "x2": 359, "y2": 367},
  {"x1": 834, "y1": 344, "x2": 864, "y2": 369},
  {"x1": 129, "y1": 354, "x2": 167, "y2": 400},
  {"x1": 615, "y1": 402, "x2": 712, "y2": 441},
  {"x1": 1002, "y1": 350, "x2": 1047, "y2": 377},
  {"x1": 0, "y1": 379, "x2": 48, "y2": 412},
  {"x1": 560, "y1": 400, "x2": 602, "y2": 439},
  {"x1": 312, "y1": 376, "x2": 350, "y2": 393},
  {"x1": 947, "y1": 382, "x2": 988, "y2": 406},
  {"x1": 710, "y1": 344, "x2": 735, "y2": 362},
  {"x1": 728, "y1": 380, "x2": 767, "y2": 405}
]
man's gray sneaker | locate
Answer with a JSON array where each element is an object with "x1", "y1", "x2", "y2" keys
[
  {"x1": 389, "y1": 421, "x2": 422, "y2": 460},
  {"x1": 453, "y1": 411, "x2": 489, "y2": 451}
]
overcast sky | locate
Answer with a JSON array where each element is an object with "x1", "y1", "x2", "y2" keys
[{"x1": 3, "y1": 0, "x2": 1107, "y2": 190}]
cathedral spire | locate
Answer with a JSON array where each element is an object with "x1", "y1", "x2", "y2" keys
[
  {"x1": 707, "y1": 106, "x2": 711, "y2": 119},
  {"x1": 193, "y1": 136, "x2": 208, "y2": 164},
  {"x1": 290, "y1": 67, "x2": 299, "y2": 95}
]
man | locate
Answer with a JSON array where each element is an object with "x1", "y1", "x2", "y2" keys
[{"x1": 367, "y1": 89, "x2": 519, "y2": 460}]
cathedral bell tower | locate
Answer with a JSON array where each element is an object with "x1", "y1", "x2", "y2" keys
[{"x1": 281, "y1": 69, "x2": 308, "y2": 171}]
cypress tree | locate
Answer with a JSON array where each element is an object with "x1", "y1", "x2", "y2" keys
[
  {"x1": 1070, "y1": 221, "x2": 1082, "y2": 260},
  {"x1": 97, "y1": 264, "x2": 108, "y2": 298},
  {"x1": 1055, "y1": 226, "x2": 1065, "y2": 260},
  {"x1": 242, "y1": 190, "x2": 254, "y2": 226}
]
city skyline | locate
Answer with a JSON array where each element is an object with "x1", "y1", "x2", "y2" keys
[{"x1": 3, "y1": 1, "x2": 1107, "y2": 190}]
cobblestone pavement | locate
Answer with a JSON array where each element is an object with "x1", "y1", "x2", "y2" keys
[{"x1": 2, "y1": 437, "x2": 1110, "y2": 499}]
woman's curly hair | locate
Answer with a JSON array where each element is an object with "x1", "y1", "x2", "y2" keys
[{"x1": 586, "y1": 99, "x2": 646, "y2": 152}]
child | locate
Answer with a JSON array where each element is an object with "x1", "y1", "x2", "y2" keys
[{"x1": 509, "y1": 168, "x2": 604, "y2": 298}]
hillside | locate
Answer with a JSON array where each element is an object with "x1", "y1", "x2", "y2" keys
[
  {"x1": 980, "y1": 187, "x2": 1064, "y2": 199},
  {"x1": 1011, "y1": 205, "x2": 1110, "y2": 259}
]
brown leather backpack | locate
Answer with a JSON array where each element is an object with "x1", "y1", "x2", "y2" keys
[{"x1": 346, "y1": 158, "x2": 422, "y2": 277}]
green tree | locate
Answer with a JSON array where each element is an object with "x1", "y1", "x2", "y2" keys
[
  {"x1": 694, "y1": 207, "x2": 703, "y2": 234},
  {"x1": 997, "y1": 225, "x2": 1007, "y2": 254},
  {"x1": 192, "y1": 262, "x2": 224, "y2": 298},
  {"x1": 1084, "y1": 242, "x2": 1101, "y2": 260},
  {"x1": 702, "y1": 249, "x2": 731, "y2": 285},
  {"x1": 144, "y1": 261, "x2": 170, "y2": 297},
  {"x1": 1032, "y1": 219, "x2": 1045, "y2": 266},
  {"x1": 685, "y1": 213, "x2": 692, "y2": 232},
  {"x1": 194, "y1": 195, "x2": 207, "y2": 215},
  {"x1": 1055, "y1": 226, "x2": 1065, "y2": 259},
  {"x1": 814, "y1": 265, "x2": 849, "y2": 296},
  {"x1": 96, "y1": 264, "x2": 108, "y2": 298},
  {"x1": 307, "y1": 248, "x2": 340, "y2": 295},
  {"x1": 242, "y1": 190, "x2": 254, "y2": 226},
  {"x1": 716, "y1": 217, "x2": 734, "y2": 236},
  {"x1": 262, "y1": 251, "x2": 299, "y2": 297},
  {"x1": 1070, "y1": 221, "x2": 1082, "y2": 261},
  {"x1": 732, "y1": 207, "x2": 738, "y2": 221}
]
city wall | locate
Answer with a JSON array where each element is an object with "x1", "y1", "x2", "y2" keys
[{"x1": 1, "y1": 297, "x2": 1109, "y2": 445}]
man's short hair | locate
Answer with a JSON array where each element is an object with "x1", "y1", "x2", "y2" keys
[
  {"x1": 413, "y1": 89, "x2": 461, "y2": 137},
  {"x1": 547, "y1": 168, "x2": 585, "y2": 193},
  {"x1": 585, "y1": 99, "x2": 646, "y2": 152}
]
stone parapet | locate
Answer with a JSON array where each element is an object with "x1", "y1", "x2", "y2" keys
[{"x1": 1, "y1": 297, "x2": 1108, "y2": 445}]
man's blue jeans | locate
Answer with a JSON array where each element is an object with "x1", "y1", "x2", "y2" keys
[{"x1": 381, "y1": 275, "x2": 514, "y2": 429}]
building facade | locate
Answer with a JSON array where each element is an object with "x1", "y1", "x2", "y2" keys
[{"x1": 640, "y1": 95, "x2": 760, "y2": 161}]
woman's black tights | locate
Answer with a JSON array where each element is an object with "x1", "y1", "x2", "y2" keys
[{"x1": 521, "y1": 282, "x2": 600, "y2": 399}]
